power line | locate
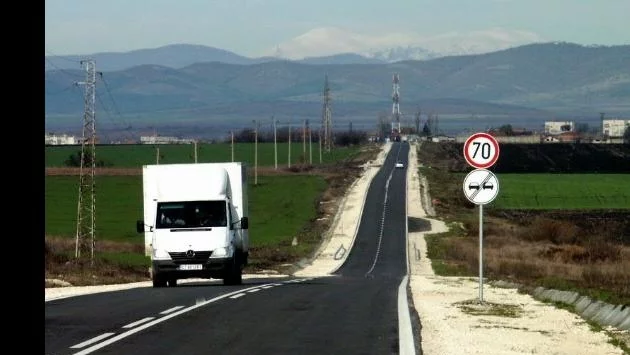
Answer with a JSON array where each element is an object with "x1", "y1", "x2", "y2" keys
[
  {"x1": 45, "y1": 57, "x2": 83, "y2": 79},
  {"x1": 98, "y1": 74, "x2": 126, "y2": 122},
  {"x1": 96, "y1": 73, "x2": 135, "y2": 142},
  {"x1": 45, "y1": 49, "x2": 82, "y2": 63},
  {"x1": 45, "y1": 83, "x2": 81, "y2": 96},
  {"x1": 94, "y1": 92, "x2": 138, "y2": 143}
]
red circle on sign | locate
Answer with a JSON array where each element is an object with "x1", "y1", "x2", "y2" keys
[{"x1": 463, "y1": 133, "x2": 500, "y2": 169}]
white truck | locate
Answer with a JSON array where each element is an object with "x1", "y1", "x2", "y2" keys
[{"x1": 136, "y1": 162, "x2": 249, "y2": 287}]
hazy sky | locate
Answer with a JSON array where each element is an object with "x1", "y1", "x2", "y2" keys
[{"x1": 45, "y1": 0, "x2": 630, "y2": 56}]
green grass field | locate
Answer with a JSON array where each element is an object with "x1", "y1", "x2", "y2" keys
[
  {"x1": 45, "y1": 174, "x2": 327, "y2": 247},
  {"x1": 45, "y1": 143, "x2": 362, "y2": 168},
  {"x1": 491, "y1": 173, "x2": 630, "y2": 209}
]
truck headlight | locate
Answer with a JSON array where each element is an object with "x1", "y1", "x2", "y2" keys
[
  {"x1": 211, "y1": 246, "x2": 233, "y2": 258},
  {"x1": 152, "y1": 248, "x2": 171, "y2": 260}
]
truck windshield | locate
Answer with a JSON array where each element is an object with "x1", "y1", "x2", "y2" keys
[{"x1": 156, "y1": 201, "x2": 227, "y2": 229}]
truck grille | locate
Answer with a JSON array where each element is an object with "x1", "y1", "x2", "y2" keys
[{"x1": 168, "y1": 251, "x2": 212, "y2": 264}]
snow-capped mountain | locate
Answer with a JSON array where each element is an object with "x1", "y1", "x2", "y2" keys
[
  {"x1": 366, "y1": 46, "x2": 440, "y2": 62},
  {"x1": 264, "y1": 27, "x2": 545, "y2": 62}
]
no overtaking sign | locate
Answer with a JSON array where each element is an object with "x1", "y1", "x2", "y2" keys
[{"x1": 463, "y1": 169, "x2": 499, "y2": 205}]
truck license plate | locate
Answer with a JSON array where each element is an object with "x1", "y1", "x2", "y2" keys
[{"x1": 179, "y1": 264, "x2": 202, "y2": 270}]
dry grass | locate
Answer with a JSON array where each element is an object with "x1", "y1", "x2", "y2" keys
[
  {"x1": 45, "y1": 237, "x2": 150, "y2": 287},
  {"x1": 443, "y1": 218, "x2": 630, "y2": 303}
]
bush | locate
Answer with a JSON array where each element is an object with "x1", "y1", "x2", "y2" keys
[
  {"x1": 518, "y1": 217, "x2": 580, "y2": 244},
  {"x1": 64, "y1": 150, "x2": 113, "y2": 167}
]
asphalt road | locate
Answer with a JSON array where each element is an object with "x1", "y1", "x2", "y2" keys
[{"x1": 45, "y1": 142, "x2": 414, "y2": 355}]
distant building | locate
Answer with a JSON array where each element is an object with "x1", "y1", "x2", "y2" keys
[
  {"x1": 45, "y1": 133, "x2": 78, "y2": 145},
  {"x1": 140, "y1": 136, "x2": 195, "y2": 144},
  {"x1": 543, "y1": 135, "x2": 560, "y2": 143},
  {"x1": 487, "y1": 126, "x2": 533, "y2": 136},
  {"x1": 431, "y1": 135, "x2": 455, "y2": 143},
  {"x1": 542, "y1": 131, "x2": 580, "y2": 143},
  {"x1": 544, "y1": 121, "x2": 574, "y2": 135},
  {"x1": 557, "y1": 131, "x2": 580, "y2": 143},
  {"x1": 602, "y1": 119, "x2": 630, "y2": 138}
]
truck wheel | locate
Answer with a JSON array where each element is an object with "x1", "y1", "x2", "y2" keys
[
  {"x1": 167, "y1": 278, "x2": 177, "y2": 287},
  {"x1": 152, "y1": 272, "x2": 167, "y2": 288},
  {"x1": 223, "y1": 256, "x2": 242, "y2": 286}
]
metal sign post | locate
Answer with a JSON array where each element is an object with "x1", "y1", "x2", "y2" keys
[
  {"x1": 463, "y1": 133, "x2": 500, "y2": 303},
  {"x1": 479, "y1": 203, "x2": 483, "y2": 302}
]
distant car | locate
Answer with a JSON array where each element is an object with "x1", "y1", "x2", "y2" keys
[{"x1": 395, "y1": 161, "x2": 404, "y2": 168}]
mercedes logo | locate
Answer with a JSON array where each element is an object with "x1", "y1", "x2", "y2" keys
[{"x1": 186, "y1": 250, "x2": 195, "y2": 258}]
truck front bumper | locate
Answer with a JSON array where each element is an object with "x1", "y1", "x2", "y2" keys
[{"x1": 152, "y1": 257, "x2": 233, "y2": 279}]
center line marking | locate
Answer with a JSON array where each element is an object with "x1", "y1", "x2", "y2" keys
[
  {"x1": 160, "y1": 306, "x2": 184, "y2": 314},
  {"x1": 70, "y1": 333, "x2": 115, "y2": 349},
  {"x1": 122, "y1": 317, "x2": 155, "y2": 329},
  {"x1": 70, "y1": 283, "x2": 274, "y2": 355}
]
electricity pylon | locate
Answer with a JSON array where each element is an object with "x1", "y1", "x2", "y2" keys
[{"x1": 74, "y1": 59, "x2": 97, "y2": 265}]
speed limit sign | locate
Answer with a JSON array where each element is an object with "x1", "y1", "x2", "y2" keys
[{"x1": 463, "y1": 133, "x2": 500, "y2": 169}]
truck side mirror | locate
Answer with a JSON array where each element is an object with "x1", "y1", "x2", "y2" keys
[
  {"x1": 240, "y1": 217, "x2": 248, "y2": 230},
  {"x1": 136, "y1": 220, "x2": 144, "y2": 233}
]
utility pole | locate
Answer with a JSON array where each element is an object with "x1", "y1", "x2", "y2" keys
[
  {"x1": 308, "y1": 120, "x2": 312, "y2": 165},
  {"x1": 319, "y1": 128, "x2": 322, "y2": 164},
  {"x1": 231, "y1": 131, "x2": 234, "y2": 162},
  {"x1": 322, "y1": 74, "x2": 333, "y2": 152},
  {"x1": 273, "y1": 117, "x2": 278, "y2": 170},
  {"x1": 153, "y1": 127, "x2": 159, "y2": 164},
  {"x1": 253, "y1": 120, "x2": 258, "y2": 185},
  {"x1": 193, "y1": 140, "x2": 198, "y2": 163},
  {"x1": 288, "y1": 120, "x2": 292, "y2": 168},
  {"x1": 302, "y1": 119, "x2": 306, "y2": 160},
  {"x1": 435, "y1": 113, "x2": 439, "y2": 136},
  {"x1": 74, "y1": 58, "x2": 97, "y2": 265}
]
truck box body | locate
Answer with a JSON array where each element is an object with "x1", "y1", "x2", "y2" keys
[{"x1": 138, "y1": 162, "x2": 249, "y2": 287}]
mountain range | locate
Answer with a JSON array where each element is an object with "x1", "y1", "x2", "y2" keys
[
  {"x1": 45, "y1": 42, "x2": 630, "y2": 137},
  {"x1": 45, "y1": 27, "x2": 546, "y2": 71}
]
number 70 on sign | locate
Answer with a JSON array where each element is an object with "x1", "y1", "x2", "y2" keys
[{"x1": 463, "y1": 133, "x2": 500, "y2": 169}]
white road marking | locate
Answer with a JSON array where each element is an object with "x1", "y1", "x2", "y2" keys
[
  {"x1": 122, "y1": 317, "x2": 155, "y2": 329},
  {"x1": 70, "y1": 333, "x2": 115, "y2": 349},
  {"x1": 399, "y1": 142, "x2": 415, "y2": 355},
  {"x1": 261, "y1": 285, "x2": 274, "y2": 289},
  {"x1": 365, "y1": 169, "x2": 393, "y2": 276},
  {"x1": 230, "y1": 293, "x2": 246, "y2": 299},
  {"x1": 70, "y1": 284, "x2": 274, "y2": 355},
  {"x1": 247, "y1": 289, "x2": 260, "y2": 293},
  {"x1": 159, "y1": 306, "x2": 184, "y2": 314},
  {"x1": 398, "y1": 275, "x2": 415, "y2": 355}
]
